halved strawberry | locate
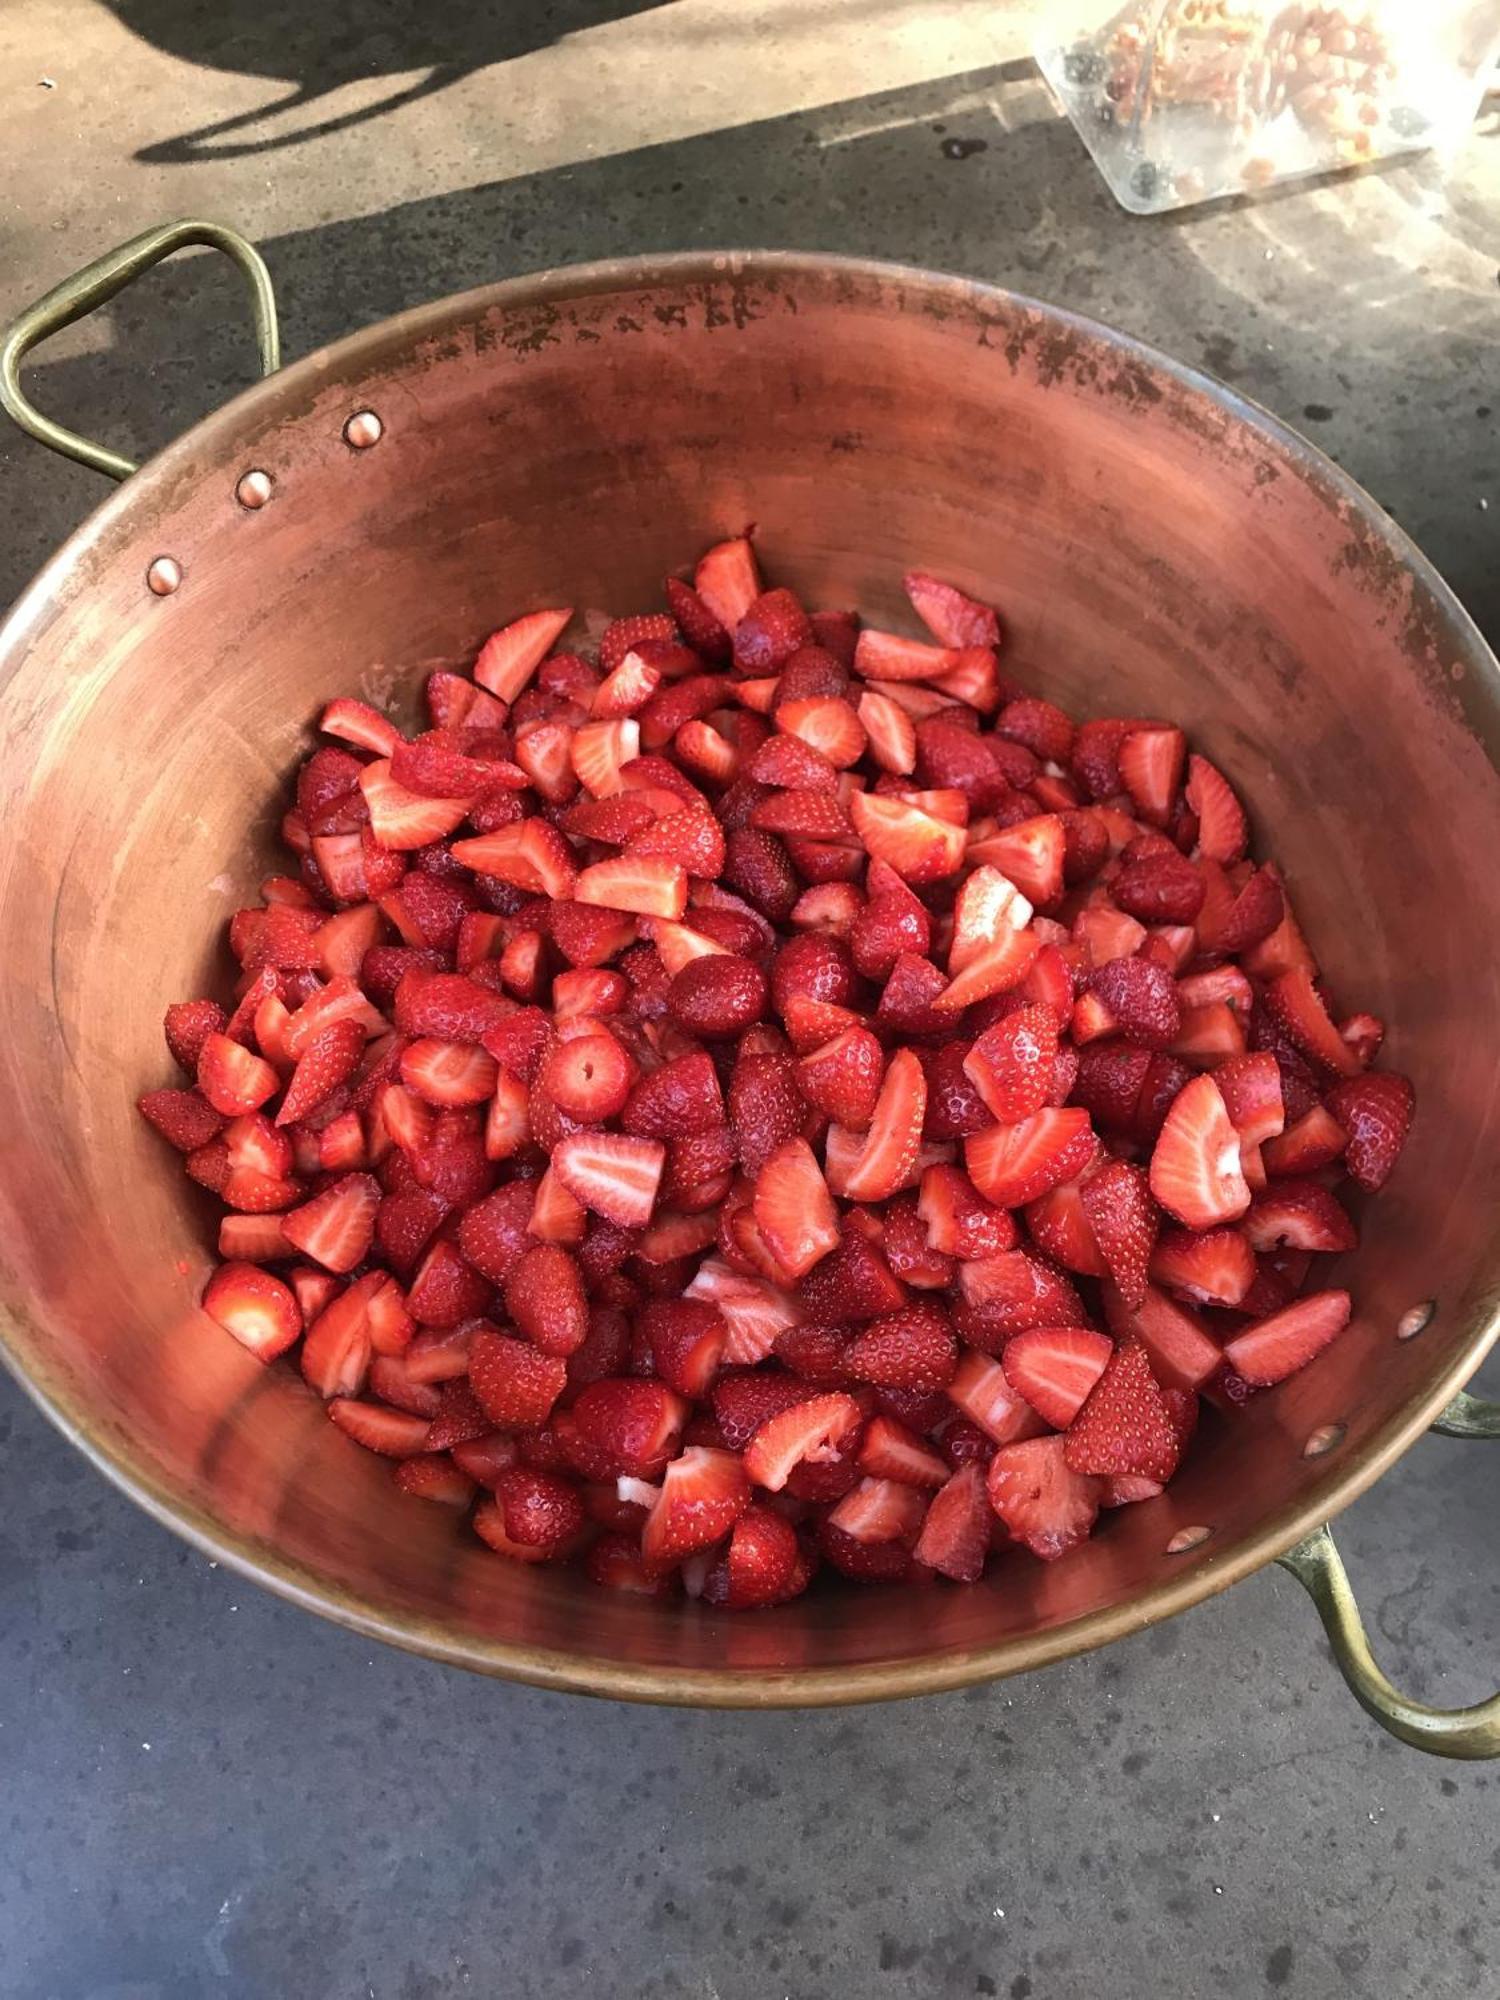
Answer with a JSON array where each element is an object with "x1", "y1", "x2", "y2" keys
[
  {"x1": 641, "y1": 1446, "x2": 750, "y2": 1569},
  {"x1": 965, "y1": 1107, "x2": 1095, "y2": 1209},
  {"x1": 839, "y1": 1048, "x2": 927, "y2": 1201},
  {"x1": 849, "y1": 791, "x2": 965, "y2": 882},
  {"x1": 1223, "y1": 1289, "x2": 1353, "y2": 1386},
  {"x1": 1148, "y1": 1073, "x2": 1250, "y2": 1229},
  {"x1": 1325, "y1": 1072, "x2": 1414, "y2": 1192},
  {"x1": 281, "y1": 1171, "x2": 381, "y2": 1272},
  {"x1": 473, "y1": 1498, "x2": 578, "y2": 1563},
  {"x1": 138, "y1": 1087, "x2": 226, "y2": 1153},
  {"x1": 201, "y1": 1262, "x2": 301, "y2": 1361},
  {"x1": 752, "y1": 1138, "x2": 841, "y2": 1280},
  {"x1": 551, "y1": 1131, "x2": 665, "y2": 1227},
  {"x1": 1149, "y1": 1226, "x2": 1255, "y2": 1306},
  {"x1": 986, "y1": 1435, "x2": 1100, "y2": 1560},
  {"x1": 1064, "y1": 1342, "x2": 1179, "y2": 1483},
  {"x1": 473, "y1": 607, "x2": 573, "y2": 703},
  {"x1": 399, "y1": 1039, "x2": 498, "y2": 1109},
  {"x1": 913, "y1": 1463, "x2": 991, "y2": 1581},
  {"x1": 963, "y1": 1006, "x2": 1059, "y2": 1124},
  {"x1": 743, "y1": 1391, "x2": 863, "y2": 1491},
  {"x1": 701, "y1": 1505, "x2": 805, "y2": 1608},
  {"x1": 774, "y1": 695, "x2": 867, "y2": 769},
  {"x1": 1117, "y1": 726, "x2": 1185, "y2": 827},
  {"x1": 965, "y1": 815, "x2": 1065, "y2": 907},
  {"x1": 1079, "y1": 1160, "x2": 1158, "y2": 1308}
]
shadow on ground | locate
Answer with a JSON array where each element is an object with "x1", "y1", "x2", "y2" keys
[{"x1": 3, "y1": 58, "x2": 1494, "y2": 645}]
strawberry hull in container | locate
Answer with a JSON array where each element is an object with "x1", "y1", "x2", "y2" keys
[{"x1": 141, "y1": 537, "x2": 1412, "y2": 1610}]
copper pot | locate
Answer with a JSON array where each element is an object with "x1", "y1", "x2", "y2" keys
[{"x1": 3, "y1": 224, "x2": 1499, "y2": 1749}]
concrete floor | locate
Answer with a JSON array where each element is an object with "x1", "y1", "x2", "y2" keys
[{"x1": 2, "y1": 6, "x2": 1499, "y2": 1997}]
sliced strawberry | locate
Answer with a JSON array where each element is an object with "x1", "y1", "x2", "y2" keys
[
  {"x1": 164, "y1": 998, "x2": 229, "y2": 1074},
  {"x1": 750, "y1": 1137, "x2": 841, "y2": 1281},
  {"x1": 399, "y1": 1038, "x2": 498, "y2": 1109},
  {"x1": 319, "y1": 696, "x2": 401, "y2": 756},
  {"x1": 327, "y1": 1399, "x2": 432, "y2": 1457},
  {"x1": 965, "y1": 1107, "x2": 1096, "y2": 1209},
  {"x1": 1024, "y1": 1178, "x2": 1107, "y2": 1277},
  {"x1": 831, "y1": 1047, "x2": 924, "y2": 1202},
  {"x1": 1223, "y1": 1289, "x2": 1353, "y2": 1386},
  {"x1": 949, "y1": 864, "x2": 1033, "y2": 973},
  {"x1": 1148, "y1": 1073, "x2": 1249, "y2": 1229},
  {"x1": 300, "y1": 1273, "x2": 383, "y2": 1397},
  {"x1": 393, "y1": 1455, "x2": 476, "y2": 1506},
  {"x1": 1149, "y1": 1226, "x2": 1255, "y2": 1306},
  {"x1": 1182, "y1": 753, "x2": 1248, "y2": 863},
  {"x1": 913, "y1": 1463, "x2": 991, "y2": 1581},
  {"x1": 693, "y1": 536, "x2": 760, "y2": 631},
  {"x1": 196, "y1": 1033, "x2": 279, "y2": 1117},
  {"x1": 1261, "y1": 1105, "x2": 1347, "y2": 1176},
  {"x1": 928, "y1": 927, "x2": 1040, "y2": 1015},
  {"x1": 1325, "y1": 1072, "x2": 1414, "y2": 1192},
  {"x1": 1001, "y1": 1325, "x2": 1112, "y2": 1429},
  {"x1": 845, "y1": 1305, "x2": 957, "y2": 1391},
  {"x1": 1117, "y1": 726, "x2": 1185, "y2": 826},
  {"x1": 857, "y1": 1414, "x2": 951, "y2": 1488},
  {"x1": 918, "y1": 1164, "x2": 1017, "y2": 1259},
  {"x1": 473, "y1": 607, "x2": 573, "y2": 703},
  {"x1": 963, "y1": 1005, "x2": 1059, "y2": 1124},
  {"x1": 1214, "y1": 1050, "x2": 1286, "y2": 1149},
  {"x1": 1266, "y1": 969, "x2": 1361, "y2": 1078},
  {"x1": 201, "y1": 1262, "x2": 301, "y2": 1361},
  {"x1": 846, "y1": 791, "x2": 962, "y2": 883},
  {"x1": 138, "y1": 1087, "x2": 226, "y2": 1153},
  {"x1": 641, "y1": 1446, "x2": 750, "y2": 1568},
  {"x1": 986, "y1": 1435, "x2": 1100, "y2": 1560},
  {"x1": 1079, "y1": 1160, "x2": 1158, "y2": 1308},
  {"x1": 965, "y1": 815, "x2": 1065, "y2": 906},
  {"x1": 856, "y1": 688, "x2": 918, "y2": 774},
  {"x1": 627, "y1": 808, "x2": 727, "y2": 880},
  {"x1": 217, "y1": 1213, "x2": 293, "y2": 1261},
  {"x1": 452, "y1": 819, "x2": 578, "y2": 900},
  {"x1": 902, "y1": 572, "x2": 1000, "y2": 648},
  {"x1": 1101, "y1": 1281, "x2": 1222, "y2": 1393},
  {"x1": 947, "y1": 1348, "x2": 1047, "y2": 1444},
  {"x1": 469, "y1": 1328, "x2": 568, "y2": 1428},
  {"x1": 550, "y1": 1131, "x2": 665, "y2": 1227},
  {"x1": 957, "y1": 1248, "x2": 1087, "y2": 1335},
  {"x1": 1064, "y1": 1342, "x2": 1179, "y2": 1483},
  {"x1": 853, "y1": 628, "x2": 961, "y2": 683},
  {"x1": 574, "y1": 854, "x2": 687, "y2": 920},
  {"x1": 281, "y1": 1171, "x2": 380, "y2": 1272},
  {"x1": 1244, "y1": 1180, "x2": 1358, "y2": 1254},
  {"x1": 743, "y1": 1391, "x2": 863, "y2": 1491},
  {"x1": 700, "y1": 1505, "x2": 805, "y2": 1608}
]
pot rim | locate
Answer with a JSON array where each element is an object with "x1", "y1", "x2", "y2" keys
[{"x1": 2, "y1": 246, "x2": 1497, "y2": 1705}]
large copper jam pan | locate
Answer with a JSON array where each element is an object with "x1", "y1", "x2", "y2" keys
[{"x1": 2, "y1": 224, "x2": 1498, "y2": 1749}]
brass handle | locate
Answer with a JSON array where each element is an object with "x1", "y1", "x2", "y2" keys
[
  {"x1": 0, "y1": 220, "x2": 279, "y2": 481},
  {"x1": 1277, "y1": 1387, "x2": 1500, "y2": 1759}
]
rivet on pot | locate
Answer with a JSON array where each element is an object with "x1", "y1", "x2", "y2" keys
[
  {"x1": 1165, "y1": 1525, "x2": 1213, "y2": 1556},
  {"x1": 236, "y1": 469, "x2": 273, "y2": 509},
  {"x1": 1397, "y1": 1301, "x2": 1434, "y2": 1341},
  {"x1": 1302, "y1": 1421, "x2": 1346, "y2": 1459},
  {"x1": 146, "y1": 556, "x2": 182, "y2": 596},
  {"x1": 343, "y1": 410, "x2": 383, "y2": 450}
]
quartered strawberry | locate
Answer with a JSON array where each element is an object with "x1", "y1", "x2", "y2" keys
[
  {"x1": 473, "y1": 607, "x2": 573, "y2": 703},
  {"x1": 1222, "y1": 1289, "x2": 1352, "y2": 1386},
  {"x1": 1244, "y1": 1180, "x2": 1358, "y2": 1254},
  {"x1": 570, "y1": 1379, "x2": 687, "y2": 1477},
  {"x1": 1266, "y1": 969, "x2": 1361, "y2": 1078},
  {"x1": 700, "y1": 1505, "x2": 806, "y2": 1608},
  {"x1": 1325, "y1": 1072, "x2": 1414, "y2": 1192},
  {"x1": 641, "y1": 1447, "x2": 750, "y2": 1569},
  {"x1": 965, "y1": 1107, "x2": 1096, "y2": 1209},
  {"x1": 627, "y1": 808, "x2": 726, "y2": 879},
  {"x1": 164, "y1": 998, "x2": 229, "y2": 1074},
  {"x1": 328, "y1": 1399, "x2": 433, "y2": 1458},
  {"x1": 281, "y1": 1171, "x2": 380, "y2": 1272},
  {"x1": 918, "y1": 1164, "x2": 1017, "y2": 1259},
  {"x1": 502, "y1": 1244, "x2": 588, "y2": 1356},
  {"x1": 857, "y1": 1414, "x2": 951, "y2": 1488},
  {"x1": 986, "y1": 1436, "x2": 1100, "y2": 1560},
  {"x1": 1117, "y1": 726, "x2": 1185, "y2": 827},
  {"x1": 743, "y1": 1391, "x2": 863, "y2": 1491},
  {"x1": 1001, "y1": 1325, "x2": 1113, "y2": 1429},
  {"x1": 839, "y1": 1048, "x2": 926, "y2": 1201},
  {"x1": 1150, "y1": 1226, "x2": 1255, "y2": 1306},
  {"x1": 903, "y1": 572, "x2": 1000, "y2": 648},
  {"x1": 469, "y1": 1328, "x2": 568, "y2": 1428},
  {"x1": 913, "y1": 1464, "x2": 992, "y2": 1582},
  {"x1": 966, "y1": 815, "x2": 1065, "y2": 907},
  {"x1": 1024, "y1": 1177, "x2": 1106, "y2": 1277},
  {"x1": 957, "y1": 1248, "x2": 1087, "y2": 1338},
  {"x1": 1112, "y1": 850, "x2": 1205, "y2": 926},
  {"x1": 963, "y1": 1005, "x2": 1059, "y2": 1123},
  {"x1": 1079, "y1": 1160, "x2": 1158, "y2": 1308},
  {"x1": 197, "y1": 1032, "x2": 280, "y2": 1117},
  {"x1": 201, "y1": 1262, "x2": 302, "y2": 1361},
  {"x1": 850, "y1": 791, "x2": 965, "y2": 883},
  {"x1": 752, "y1": 1137, "x2": 841, "y2": 1281},
  {"x1": 1100, "y1": 1281, "x2": 1222, "y2": 1393},
  {"x1": 795, "y1": 1027, "x2": 883, "y2": 1130},
  {"x1": 693, "y1": 536, "x2": 760, "y2": 631},
  {"x1": 551, "y1": 1131, "x2": 665, "y2": 1226},
  {"x1": 845, "y1": 1305, "x2": 958, "y2": 1391},
  {"x1": 1184, "y1": 754, "x2": 1248, "y2": 864},
  {"x1": 1085, "y1": 956, "x2": 1181, "y2": 1051},
  {"x1": 797, "y1": 1229, "x2": 907, "y2": 1325},
  {"x1": 1064, "y1": 1341, "x2": 1179, "y2": 1483},
  {"x1": 1148, "y1": 1073, "x2": 1250, "y2": 1229},
  {"x1": 138, "y1": 1087, "x2": 227, "y2": 1153},
  {"x1": 393, "y1": 1455, "x2": 477, "y2": 1506}
]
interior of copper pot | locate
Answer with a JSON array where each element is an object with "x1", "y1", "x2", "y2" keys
[{"x1": 3, "y1": 255, "x2": 1499, "y2": 1702}]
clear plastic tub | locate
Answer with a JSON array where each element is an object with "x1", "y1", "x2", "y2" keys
[{"x1": 1036, "y1": 0, "x2": 1500, "y2": 212}]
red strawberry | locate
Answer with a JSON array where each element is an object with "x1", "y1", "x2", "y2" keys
[
  {"x1": 1266, "y1": 969, "x2": 1361, "y2": 1077},
  {"x1": 1085, "y1": 957, "x2": 1181, "y2": 1051},
  {"x1": 538, "y1": 1031, "x2": 636, "y2": 1122},
  {"x1": 1002, "y1": 1325, "x2": 1113, "y2": 1428},
  {"x1": 1100, "y1": 1281, "x2": 1222, "y2": 1392},
  {"x1": 201, "y1": 1262, "x2": 301, "y2": 1361},
  {"x1": 958, "y1": 1248, "x2": 1087, "y2": 1336},
  {"x1": 642, "y1": 1446, "x2": 751, "y2": 1568},
  {"x1": 1149, "y1": 1226, "x2": 1255, "y2": 1306},
  {"x1": 902, "y1": 572, "x2": 1000, "y2": 647},
  {"x1": 730, "y1": 587, "x2": 811, "y2": 673},
  {"x1": 1184, "y1": 754, "x2": 1248, "y2": 864},
  {"x1": 727, "y1": 1050, "x2": 806, "y2": 1178},
  {"x1": 796, "y1": 1027, "x2": 883, "y2": 1130},
  {"x1": 913, "y1": 1464, "x2": 991, "y2": 1581},
  {"x1": 570, "y1": 1379, "x2": 687, "y2": 1476},
  {"x1": 1244, "y1": 1180, "x2": 1358, "y2": 1254},
  {"x1": 622, "y1": 1051, "x2": 726, "y2": 1140},
  {"x1": 469, "y1": 1329, "x2": 568, "y2": 1428},
  {"x1": 1261, "y1": 1105, "x2": 1348, "y2": 1176},
  {"x1": 752, "y1": 1137, "x2": 841, "y2": 1281},
  {"x1": 1325, "y1": 1072, "x2": 1414, "y2": 1192},
  {"x1": 406, "y1": 1238, "x2": 492, "y2": 1327},
  {"x1": 493, "y1": 1466, "x2": 587, "y2": 1546},
  {"x1": 1117, "y1": 726, "x2": 1185, "y2": 826},
  {"x1": 742, "y1": 1391, "x2": 863, "y2": 1491},
  {"x1": 164, "y1": 998, "x2": 229, "y2": 1074},
  {"x1": 1222, "y1": 1289, "x2": 1352, "y2": 1386},
  {"x1": 663, "y1": 576, "x2": 731, "y2": 659},
  {"x1": 827, "y1": 1475, "x2": 927, "y2": 1545},
  {"x1": 849, "y1": 791, "x2": 965, "y2": 884},
  {"x1": 796, "y1": 1230, "x2": 907, "y2": 1326},
  {"x1": 551, "y1": 1131, "x2": 665, "y2": 1227},
  {"x1": 918, "y1": 1164, "x2": 1017, "y2": 1258},
  {"x1": 857, "y1": 1414, "x2": 951, "y2": 1488},
  {"x1": 964, "y1": 1107, "x2": 1096, "y2": 1209},
  {"x1": 986, "y1": 1435, "x2": 1100, "y2": 1560},
  {"x1": 502, "y1": 1244, "x2": 588, "y2": 1356},
  {"x1": 641, "y1": 1299, "x2": 725, "y2": 1398},
  {"x1": 668, "y1": 956, "x2": 768, "y2": 1038},
  {"x1": 328, "y1": 1399, "x2": 433, "y2": 1457},
  {"x1": 839, "y1": 1048, "x2": 927, "y2": 1201},
  {"x1": 965, "y1": 815, "x2": 1065, "y2": 907},
  {"x1": 701, "y1": 1505, "x2": 806, "y2": 1608},
  {"x1": 919, "y1": 1042, "x2": 989, "y2": 1142},
  {"x1": 845, "y1": 1306, "x2": 957, "y2": 1391},
  {"x1": 138, "y1": 1087, "x2": 226, "y2": 1153},
  {"x1": 1064, "y1": 1342, "x2": 1179, "y2": 1483},
  {"x1": 963, "y1": 1005, "x2": 1059, "y2": 1123},
  {"x1": 281, "y1": 1172, "x2": 380, "y2": 1272},
  {"x1": 197, "y1": 1032, "x2": 280, "y2": 1116},
  {"x1": 393, "y1": 1455, "x2": 477, "y2": 1505},
  {"x1": 1079, "y1": 1160, "x2": 1158, "y2": 1308},
  {"x1": 1112, "y1": 850, "x2": 1205, "y2": 926},
  {"x1": 693, "y1": 536, "x2": 760, "y2": 630},
  {"x1": 1024, "y1": 1178, "x2": 1106, "y2": 1277},
  {"x1": 1201, "y1": 864, "x2": 1284, "y2": 956},
  {"x1": 473, "y1": 607, "x2": 573, "y2": 703},
  {"x1": 1148, "y1": 1074, "x2": 1250, "y2": 1229}
]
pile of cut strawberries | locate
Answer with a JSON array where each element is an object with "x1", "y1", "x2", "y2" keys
[{"x1": 138, "y1": 538, "x2": 1413, "y2": 1606}]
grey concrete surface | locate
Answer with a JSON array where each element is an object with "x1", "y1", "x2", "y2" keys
[{"x1": 2, "y1": 7, "x2": 1499, "y2": 1998}]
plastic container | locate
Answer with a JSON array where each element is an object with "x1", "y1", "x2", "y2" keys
[{"x1": 1036, "y1": 0, "x2": 1500, "y2": 212}]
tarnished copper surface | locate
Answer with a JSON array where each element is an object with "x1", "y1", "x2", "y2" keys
[{"x1": 1, "y1": 253, "x2": 1498, "y2": 1704}]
